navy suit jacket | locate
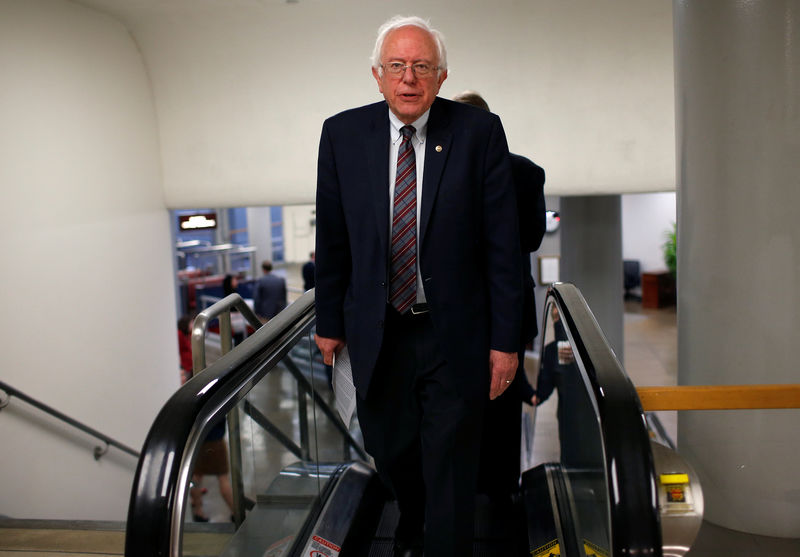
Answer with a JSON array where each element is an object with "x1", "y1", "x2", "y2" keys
[
  {"x1": 252, "y1": 273, "x2": 287, "y2": 319},
  {"x1": 315, "y1": 97, "x2": 523, "y2": 400}
]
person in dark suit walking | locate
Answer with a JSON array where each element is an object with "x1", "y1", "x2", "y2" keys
[
  {"x1": 452, "y1": 91, "x2": 547, "y2": 503},
  {"x1": 252, "y1": 260, "x2": 286, "y2": 321},
  {"x1": 302, "y1": 251, "x2": 315, "y2": 291},
  {"x1": 314, "y1": 16, "x2": 523, "y2": 557}
]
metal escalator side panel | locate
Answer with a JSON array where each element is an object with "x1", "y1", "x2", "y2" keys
[
  {"x1": 292, "y1": 461, "x2": 384, "y2": 557},
  {"x1": 650, "y1": 441, "x2": 704, "y2": 557},
  {"x1": 545, "y1": 284, "x2": 662, "y2": 556},
  {"x1": 523, "y1": 463, "x2": 582, "y2": 557}
]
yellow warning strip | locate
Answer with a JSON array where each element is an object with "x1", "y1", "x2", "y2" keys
[
  {"x1": 583, "y1": 538, "x2": 610, "y2": 557},
  {"x1": 660, "y1": 473, "x2": 690, "y2": 485},
  {"x1": 531, "y1": 538, "x2": 560, "y2": 557}
]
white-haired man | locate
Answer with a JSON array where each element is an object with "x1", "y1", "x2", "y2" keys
[{"x1": 314, "y1": 15, "x2": 522, "y2": 556}]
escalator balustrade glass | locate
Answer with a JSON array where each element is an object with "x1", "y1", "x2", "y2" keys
[{"x1": 527, "y1": 284, "x2": 661, "y2": 557}]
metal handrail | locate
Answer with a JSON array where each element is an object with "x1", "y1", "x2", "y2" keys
[
  {"x1": 125, "y1": 289, "x2": 368, "y2": 557},
  {"x1": 0, "y1": 380, "x2": 139, "y2": 460},
  {"x1": 189, "y1": 292, "x2": 367, "y2": 499},
  {"x1": 191, "y1": 293, "x2": 263, "y2": 373},
  {"x1": 190, "y1": 293, "x2": 362, "y2": 456},
  {"x1": 190, "y1": 293, "x2": 266, "y2": 527}
]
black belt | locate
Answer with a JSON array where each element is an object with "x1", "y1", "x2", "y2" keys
[{"x1": 388, "y1": 302, "x2": 430, "y2": 319}]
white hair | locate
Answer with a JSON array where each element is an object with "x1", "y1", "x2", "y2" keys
[{"x1": 370, "y1": 15, "x2": 448, "y2": 77}]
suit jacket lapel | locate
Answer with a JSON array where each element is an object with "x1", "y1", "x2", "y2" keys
[
  {"x1": 420, "y1": 98, "x2": 452, "y2": 247},
  {"x1": 366, "y1": 104, "x2": 390, "y2": 257}
]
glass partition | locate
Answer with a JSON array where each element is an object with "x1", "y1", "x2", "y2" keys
[
  {"x1": 179, "y1": 328, "x2": 340, "y2": 555},
  {"x1": 532, "y1": 299, "x2": 610, "y2": 554},
  {"x1": 528, "y1": 284, "x2": 660, "y2": 556},
  {"x1": 126, "y1": 291, "x2": 365, "y2": 557}
]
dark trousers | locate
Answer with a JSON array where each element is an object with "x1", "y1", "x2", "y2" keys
[
  {"x1": 477, "y1": 347, "x2": 526, "y2": 499},
  {"x1": 357, "y1": 306, "x2": 485, "y2": 557}
]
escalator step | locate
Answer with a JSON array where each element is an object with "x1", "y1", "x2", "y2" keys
[
  {"x1": 366, "y1": 540, "x2": 395, "y2": 556},
  {"x1": 360, "y1": 496, "x2": 528, "y2": 556},
  {"x1": 372, "y1": 500, "x2": 400, "y2": 538}
]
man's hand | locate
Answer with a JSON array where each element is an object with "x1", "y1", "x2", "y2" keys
[
  {"x1": 315, "y1": 334, "x2": 346, "y2": 366},
  {"x1": 489, "y1": 349, "x2": 518, "y2": 400}
]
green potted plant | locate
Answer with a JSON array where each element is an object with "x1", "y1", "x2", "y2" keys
[{"x1": 663, "y1": 221, "x2": 677, "y2": 278}]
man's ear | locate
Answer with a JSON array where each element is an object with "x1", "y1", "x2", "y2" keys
[
  {"x1": 436, "y1": 69, "x2": 448, "y2": 90},
  {"x1": 372, "y1": 66, "x2": 384, "y2": 94}
]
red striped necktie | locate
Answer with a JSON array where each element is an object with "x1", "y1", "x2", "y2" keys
[{"x1": 389, "y1": 125, "x2": 417, "y2": 313}]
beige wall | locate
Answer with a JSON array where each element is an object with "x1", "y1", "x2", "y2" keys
[
  {"x1": 0, "y1": 0, "x2": 176, "y2": 519},
  {"x1": 117, "y1": 0, "x2": 675, "y2": 207}
]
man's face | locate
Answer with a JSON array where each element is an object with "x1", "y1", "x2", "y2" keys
[{"x1": 372, "y1": 25, "x2": 448, "y2": 125}]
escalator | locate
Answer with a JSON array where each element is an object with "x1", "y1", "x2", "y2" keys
[{"x1": 125, "y1": 284, "x2": 700, "y2": 557}]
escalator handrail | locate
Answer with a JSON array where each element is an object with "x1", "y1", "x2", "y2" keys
[
  {"x1": 191, "y1": 293, "x2": 264, "y2": 372},
  {"x1": 125, "y1": 290, "x2": 318, "y2": 557},
  {"x1": 547, "y1": 283, "x2": 662, "y2": 556}
]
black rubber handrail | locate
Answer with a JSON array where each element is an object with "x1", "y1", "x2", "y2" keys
[
  {"x1": 125, "y1": 290, "x2": 319, "y2": 557},
  {"x1": 0, "y1": 380, "x2": 139, "y2": 460},
  {"x1": 546, "y1": 283, "x2": 662, "y2": 556}
]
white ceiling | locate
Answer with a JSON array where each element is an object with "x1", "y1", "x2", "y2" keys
[
  {"x1": 66, "y1": 0, "x2": 677, "y2": 200},
  {"x1": 73, "y1": 0, "x2": 288, "y2": 26}
]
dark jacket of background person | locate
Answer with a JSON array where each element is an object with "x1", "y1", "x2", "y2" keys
[
  {"x1": 252, "y1": 271, "x2": 286, "y2": 320},
  {"x1": 512, "y1": 153, "x2": 547, "y2": 344},
  {"x1": 302, "y1": 255, "x2": 315, "y2": 291},
  {"x1": 478, "y1": 153, "x2": 546, "y2": 499},
  {"x1": 451, "y1": 91, "x2": 547, "y2": 504}
]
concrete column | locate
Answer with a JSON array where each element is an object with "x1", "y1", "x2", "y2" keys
[
  {"x1": 247, "y1": 206, "x2": 273, "y2": 271},
  {"x1": 674, "y1": 0, "x2": 800, "y2": 536},
  {"x1": 559, "y1": 195, "x2": 624, "y2": 361},
  {"x1": 532, "y1": 196, "x2": 561, "y2": 355}
]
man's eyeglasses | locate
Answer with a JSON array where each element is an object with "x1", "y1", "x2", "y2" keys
[{"x1": 382, "y1": 62, "x2": 439, "y2": 78}]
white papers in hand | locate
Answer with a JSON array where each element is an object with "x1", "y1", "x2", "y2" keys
[{"x1": 332, "y1": 346, "x2": 356, "y2": 427}]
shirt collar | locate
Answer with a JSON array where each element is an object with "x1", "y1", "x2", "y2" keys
[{"x1": 389, "y1": 108, "x2": 429, "y2": 146}]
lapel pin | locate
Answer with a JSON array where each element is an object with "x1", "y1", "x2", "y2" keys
[{"x1": 435, "y1": 145, "x2": 443, "y2": 153}]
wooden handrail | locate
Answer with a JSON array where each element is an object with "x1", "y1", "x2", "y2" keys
[{"x1": 637, "y1": 384, "x2": 800, "y2": 411}]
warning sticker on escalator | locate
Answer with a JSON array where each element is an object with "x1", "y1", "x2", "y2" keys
[
  {"x1": 531, "y1": 538, "x2": 560, "y2": 557},
  {"x1": 307, "y1": 535, "x2": 341, "y2": 557},
  {"x1": 666, "y1": 484, "x2": 686, "y2": 503}
]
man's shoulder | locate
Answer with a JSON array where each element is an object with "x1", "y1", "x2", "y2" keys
[
  {"x1": 431, "y1": 97, "x2": 501, "y2": 127},
  {"x1": 324, "y1": 101, "x2": 386, "y2": 127},
  {"x1": 510, "y1": 152, "x2": 545, "y2": 176}
]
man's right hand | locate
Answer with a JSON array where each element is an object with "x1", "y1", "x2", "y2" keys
[{"x1": 315, "y1": 334, "x2": 346, "y2": 365}]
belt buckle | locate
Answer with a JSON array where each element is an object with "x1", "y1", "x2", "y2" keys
[{"x1": 410, "y1": 303, "x2": 429, "y2": 315}]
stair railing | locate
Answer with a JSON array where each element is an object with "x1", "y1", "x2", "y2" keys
[{"x1": 0, "y1": 380, "x2": 139, "y2": 460}]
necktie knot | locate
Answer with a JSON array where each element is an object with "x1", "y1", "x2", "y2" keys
[{"x1": 400, "y1": 125, "x2": 415, "y2": 141}]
